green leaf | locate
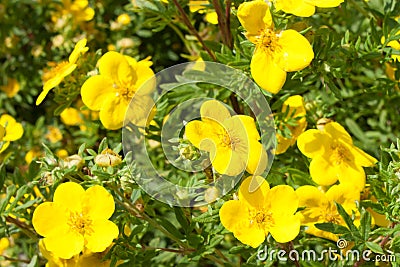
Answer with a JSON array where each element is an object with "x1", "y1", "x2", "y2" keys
[
  {"x1": 314, "y1": 223, "x2": 350, "y2": 235},
  {"x1": 174, "y1": 207, "x2": 189, "y2": 232},
  {"x1": 365, "y1": 242, "x2": 384, "y2": 254}
]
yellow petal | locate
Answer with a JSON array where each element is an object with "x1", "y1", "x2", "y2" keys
[
  {"x1": 43, "y1": 63, "x2": 77, "y2": 92},
  {"x1": 0, "y1": 114, "x2": 23, "y2": 141},
  {"x1": 324, "y1": 122, "x2": 353, "y2": 144},
  {"x1": 98, "y1": 51, "x2": 130, "y2": 82},
  {"x1": 309, "y1": 155, "x2": 340, "y2": 186},
  {"x1": 99, "y1": 96, "x2": 129, "y2": 130},
  {"x1": 53, "y1": 182, "x2": 85, "y2": 212},
  {"x1": 83, "y1": 185, "x2": 115, "y2": 221},
  {"x1": 68, "y1": 38, "x2": 88, "y2": 64},
  {"x1": 210, "y1": 146, "x2": 246, "y2": 176},
  {"x1": 232, "y1": 219, "x2": 266, "y2": 248},
  {"x1": 325, "y1": 184, "x2": 359, "y2": 212},
  {"x1": 185, "y1": 120, "x2": 217, "y2": 151},
  {"x1": 200, "y1": 100, "x2": 231, "y2": 123},
  {"x1": 80, "y1": 75, "x2": 114, "y2": 111},
  {"x1": 337, "y1": 162, "x2": 366, "y2": 191},
  {"x1": 297, "y1": 129, "x2": 329, "y2": 158},
  {"x1": 32, "y1": 202, "x2": 68, "y2": 237},
  {"x1": 44, "y1": 228, "x2": 84, "y2": 259},
  {"x1": 134, "y1": 60, "x2": 156, "y2": 95},
  {"x1": 275, "y1": 134, "x2": 291, "y2": 154},
  {"x1": 296, "y1": 185, "x2": 328, "y2": 224},
  {"x1": 269, "y1": 214, "x2": 300, "y2": 243},
  {"x1": 351, "y1": 146, "x2": 377, "y2": 167},
  {"x1": 219, "y1": 200, "x2": 248, "y2": 232},
  {"x1": 275, "y1": 29, "x2": 314, "y2": 72},
  {"x1": 84, "y1": 220, "x2": 119, "y2": 253},
  {"x1": 127, "y1": 95, "x2": 156, "y2": 127},
  {"x1": 275, "y1": 0, "x2": 315, "y2": 17},
  {"x1": 0, "y1": 125, "x2": 4, "y2": 141},
  {"x1": 269, "y1": 185, "x2": 299, "y2": 216},
  {"x1": 237, "y1": 0, "x2": 271, "y2": 35},
  {"x1": 205, "y1": 12, "x2": 218, "y2": 25},
  {"x1": 251, "y1": 48, "x2": 287, "y2": 94},
  {"x1": 0, "y1": 141, "x2": 10, "y2": 153},
  {"x1": 307, "y1": 0, "x2": 344, "y2": 8},
  {"x1": 238, "y1": 176, "x2": 270, "y2": 208},
  {"x1": 234, "y1": 115, "x2": 261, "y2": 140},
  {"x1": 245, "y1": 140, "x2": 268, "y2": 175},
  {"x1": 305, "y1": 224, "x2": 338, "y2": 241}
]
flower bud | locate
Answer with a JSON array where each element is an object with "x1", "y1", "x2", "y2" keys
[{"x1": 95, "y1": 148, "x2": 122, "y2": 167}]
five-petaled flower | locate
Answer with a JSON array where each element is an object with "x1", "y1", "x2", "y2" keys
[
  {"x1": 297, "y1": 121, "x2": 377, "y2": 190},
  {"x1": 32, "y1": 182, "x2": 119, "y2": 259},
  {"x1": 296, "y1": 184, "x2": 360, "y2": 241},
  {"x1": 0, "y1": 114, "x2": 24, "y2": 153},
  {"x1": 275, "y1": 95, "x2": 307, "y2": 154},
  {"x1": 219, "y1": 176, "x2": 300, "y2": 247},
  {"x1": 274, "y1": 0, "x2": 344, "y2": 17},
  {"x1": 185, "y1": 100, "x2": 267, "y2": 176},
  {"x1": 237, "y1": 0, "x2": 314, "y2": 94},
  {"x1": 81, "y1": 51, "x2": 156, "y2": 130},
  {"x1": 36, "y1": 38, "x2": 88, "y2": 105}
]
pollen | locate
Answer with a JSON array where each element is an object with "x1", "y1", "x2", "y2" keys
[
  {"x1": 256, "y1": 28, "x2": 280, "y2": 53},
  {"x1": 68, "y1": 211, "x2": 94, "y2": 236}
]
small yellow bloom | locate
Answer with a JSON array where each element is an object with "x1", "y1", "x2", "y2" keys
[
  {"x1": 274, "y1": 0, "x2": 344, "y2": 17},
  {"x1": 45, "y1": 126, "x2": 63, "y2": 143},
  {"x1": 185, "y1": 100, "x2": 268, "y2": 176},
  {"x1": 220, "y1": 176, "x2": 300, "y2": 247},
  {"x1": 32, "y1": 182, "x2": 119, "y2": 259},
  {"x1": 81, "y1": 51, "x2": 156, "y2": 130},
  {"x1": 382, "y1": 31, "x2": 400, "y2": 61},
  {"x1": 25, "y1": 148, "x2": 43, "y2": 164},
  {"x1": 297, "y1": 121, "x2": 377, "y2": 190},
  {"x1": 117, "y1": 13, "x2": 131, "y2": 25},
  {"x1": 296, "y1": 184, "x2": 360, "y2": 241},
  {"x1": 0, "y1": 114, "x2": 24, "y2": 153},
  {"x1": 275, "y1": 95, "x2": 307, "y2": 154},
  {"x1": 56, "y1": 149, "x2": 69, "y2": 159},
  {"x1": 39, "y1": 240, "x2": 114, "y2": 267},
  {"x1": 189, "y1": 1, "x2": 218, "y2": 24},
  {"x1": 37, "y1": 38, "x2": 88, "y2": 105},
  {"x1": 60, "y1": 107, "x2": 83, "y2": 126},
  {"x1": 237, "y1": 0, "x2": 314, "y2": 94},
  {"x1": 0, "y1": 78, "x2": 20, "y2": 98},
  {"x1": 56, "y1": 0, "x2": 94, "y2": 24},
  {"x1": 0, "y1": 237, "x2": 9, "y2": 255}
]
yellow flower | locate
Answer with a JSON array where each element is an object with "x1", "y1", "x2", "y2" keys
[
  {"x1": 275, "y1": 95, "x2": 307, "y2": 154},
  {"x1": 57, "y1": 0, "x2": 94, "y2": 24},
  {"x1": 297, "y1": 121, "x2": 377, "y2": 190},
  {"x1": 382, "y1": 31, "x2": 400, "y2": 61},
  {"x1": 0, "y1": 78, "x2": 20, "y2": 98},
  {"x1": 45, "y1": 126, "x2": 63, "y2": 143},
  {"x1": 0, "y1": 237, "x2": 9, "y2": 255},
  {"x1": 220, "y1": 176, "x2": 300, "y2": 247},
  {"x1": 0, "y1": 125, "x2": 4, "y2": 141},
  {"x1": 60, "y1": 107, "x2": 83, "y2": 126},
  {"x1": 296, "y1": 184, "x2": 360, "y2": 241},
  {"x1": 32, "y1": 182, "x2": 119, "y2": 259},
  {"x1": 56, "y1": 149, "x2": 69, "y2": 159},
  {"x1": 25, "y1": 148, "x2": 43, "y2": 164},
  {"x1": 39, "y1": 240, "x2": 115, "y2": 267},
  {"x1": 274, "y1": 0, "x2": 344, "y2": 17},
  {"x1": 0, "y1": 114, "x2": 24, "y2": 153},
  {"x1": 237, "y1": 0, "x2": 314, "y2": 94},
  {"x1": 117, "y1": 13, "x2": 131, "y2": 25},
  {"x1": 37, "y1": 38, "x2": 88, "y2": 105},
  {"x1": 185, "y1": 100, "x2": 267, "y2": 176},
  {"x1": 81, "y1": 51, "x2": 156, "y2": 130},
  {"x1": 189, "y1": 1, "x2": 218, "y2": 24}
]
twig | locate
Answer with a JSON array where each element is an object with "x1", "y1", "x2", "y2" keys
[
  {"x1": 288, "y1": 241, "x2": 300, "y2": 267},
  {"x1": 172, "y1": 0, "x2": 217, "y2": 61}
]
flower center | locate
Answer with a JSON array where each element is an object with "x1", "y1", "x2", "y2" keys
[
  {"x1": 324, "y1": 204, "x2": 341, "y2": 224},
  {"x1": 68, "y1": 211, "x2": 93, "y2": 236},
  {"x1": 249, "y1": 208, "x2": 274, "y2": 229},
  {"x1": 256, "y1": 28, "x2": 280, "y2": 53},
  {"x1": 42, "y1": 61, "x2": 70, "y2": 82},
  {"x1": 113, "y1": 83, "x2": 135, "y2": 100},
  {"x1": 219, "y1": 132, "x2": 241, "y2": 150},
  {"x1": 331, "y1": 143, "x2": 350, "y2": 165}
]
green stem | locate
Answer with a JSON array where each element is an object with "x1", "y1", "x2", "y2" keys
[
  {"x1": 171, "y1": 0, "x2": 217, "y2": 61},
  {"x1": 110, "y1": 184, "x2": 189, "y2": 248}
]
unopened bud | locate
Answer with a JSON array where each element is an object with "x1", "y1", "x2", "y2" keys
[
  {"x1": 95, "y1": 148, "x2": 122, "y2": 167},
  {"x1": 60, "y1": 154, "x2": 84, "y2": 169}
]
